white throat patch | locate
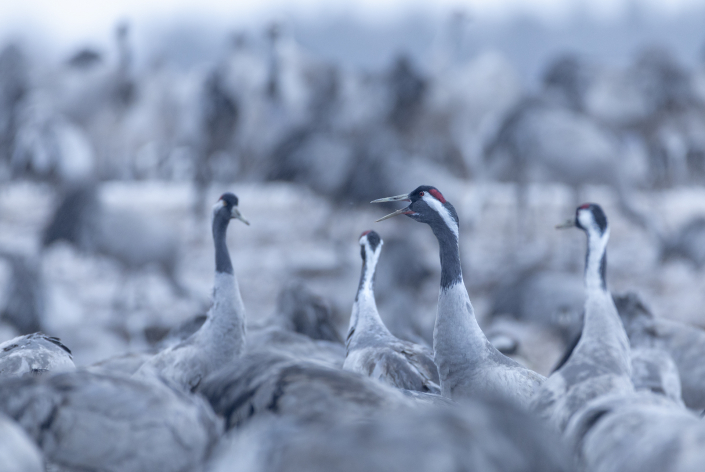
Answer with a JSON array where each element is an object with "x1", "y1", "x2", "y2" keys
[{"x1": 422, "y1": 193, "x2": 459, "y2": 239}]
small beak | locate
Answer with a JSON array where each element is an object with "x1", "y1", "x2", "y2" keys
[
  {"x1": 375, "y1": 207, "x2": 413, "y2": 222},
  {"x1": 555, "y1": 219, "x2": 575, "y2": 230},
  {"x1": 231, "y1": 208, "x2": 250, "y2": 226},
  {"x1": 370, "y1": 194, "x2": 411, "y2": 204}
]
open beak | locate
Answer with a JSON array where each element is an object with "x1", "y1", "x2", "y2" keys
[
  {"x1": 375, "y1": 207, "x2": 414, "y2": 222},
  {"x1": 232, "y1": 208, "x2": 250, "y2": 225},
  {"x1": 555, "y1": 219, "x2": 575, "y2": 230},
  {"x1": 371, "y1": 194, "x2": 412, "y2": 222}
]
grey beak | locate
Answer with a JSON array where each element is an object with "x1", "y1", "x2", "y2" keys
[
  {"x1": 232, "y1": 208, "x2": 250, "y2": 226},
  {"x1": 555, "y1": 219, "x2": 575, "y2": 230},
  {"x1": 370, "y1": 194, "x2": 411, "y2": 204},
  {"x1": 375, "y1": 207, "x2": 413, "y2": 222},
  {"x1": 371, "y1": 194, "x2": 413, "y2": 222}
]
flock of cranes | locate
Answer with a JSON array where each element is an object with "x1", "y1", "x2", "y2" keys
[{"x1": 2, "y1": 184, "x2": 705, "y2": 472}]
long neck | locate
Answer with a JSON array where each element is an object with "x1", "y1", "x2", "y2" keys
[
  {"x1": 201, "y1": 211, "x2": 246, "y2": 355},
  {"x1": 348, "y1": 248, "x2": 390, "y2": 341},
  {"x1": 584, "y1": 228, "x2": 608, "y2": 293},
  {"x1": 580, "y1": 227, "x2": 631, "y2": 375},
  {"x1": 213, "y1": 211, "x2": 233, "y2": 275},
  {"x1": 431, "y1": 221, "x2": 493, "y2": 393}
]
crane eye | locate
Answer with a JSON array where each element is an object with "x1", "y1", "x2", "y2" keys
[{"x1": 419, "y1": 191, "x2": 425, "y2": 197}]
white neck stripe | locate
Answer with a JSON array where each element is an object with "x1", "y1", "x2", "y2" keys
[{"x1": 422, "y1": 194, "x2": 459, "y2": 239}]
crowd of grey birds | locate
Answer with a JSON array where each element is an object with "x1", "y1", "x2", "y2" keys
[{"x1": 3, "y1": 17, "x2": 705, "y2": 472}]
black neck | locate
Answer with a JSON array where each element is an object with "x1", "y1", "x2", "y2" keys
[
  {"x1": 431, "y1": 223, "x2": 462, "y2": 290},
  {"x1": 213, "y1": 210, "x2": 233, "y2": 275},
  {"x1": 355, "y1": 247, "x2": 373, "y2": 302}
]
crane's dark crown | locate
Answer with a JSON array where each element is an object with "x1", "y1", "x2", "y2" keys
[
  {"x1": 409, "y1": 185, "x2": 447, "y2": 204},
  {"x1": 575, "y1": 203, "x2": 608, "y2": 234},
  {"x1": 218, "y1": 193, "x2": 239, "y2": 210},
  {"x1": 360, "y1": 230, "x2": 382, "y2": 252}
]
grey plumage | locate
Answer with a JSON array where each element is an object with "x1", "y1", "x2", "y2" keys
[
  {"x1": 373, "y1": 186, "x2": 544, "y2": 406},
  {"x1": 630, "y1": 347, "x2": 683, "y2": 405},
  {"x1": 0, "y1": 333, "x2": 75, "y2": 378},
  {"x1": 567, "y1": 392, "x2": 702, "y2": 472},
  {"x1": 399, "y1": 388, "x2": 456, "y2": 406},
  {"x1": 208, "y1": 393, "x2": 572, "y2": 472},
  {"x1": 0, "y1": 371, "x2": 220, "y2": 472},
  {"x1": 489, "y1": 266, "x2": 584, "y2": 344},
  {"x1": 344, "y1": 230, "x2": 440, "y2": 393},
  {"x1": 659, "y1": 217, "x2": 705, "y2": 269},
  {"x1": 248, "y1": 326, "x2": 345, "y2": 368},
  {"x1": 198, "y1": 350, "x2": 412, "y2": 431},
  {"x1": 531, "y1": 204, "x2": 633, "y2": 432},
  {"x1": 87, "y1": 350, "x2": 157, "y2": 376},
  {"x1": 275, "y1": 281, "x2": 343, "y2": 343},
  {"x1": 485, "y1": 317, "x2": 567, "y2": 377},
  {"x1": 155, "y1": 310, "x2": 345, "y2": 370},
  {"x1": 87, "y1": 315, "x2": 209, "y2": 376},
  {"x1": 0, "y1": 43, "x2": 28, "y2": 177},
  {"x1": 157, "y1": 314, "x2": 208, "y2": 349},
  {"x1": 0, "y1": 411, "x2": 43, "y2": 472},
  {"x1": 135, "y1": 192, "x2": 248, "y2": 391},
  {"x1": 0, "y1": 250, "x2": 44, "y2": 334},
  {"x1": 42, "y1": 183, "x2": 185, "y2": 296},
  {"x1": 616, "y1": 292, "x2": 705, "y2": 410},
  {"x1": 372, "y1": 234, "x2": 434, "y2": 346},
  {"x1": 483, "y1": 95, "x2": 654, "y2": 235}
]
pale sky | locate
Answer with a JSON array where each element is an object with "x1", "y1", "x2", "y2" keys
[
  {"x1": 0, "y1": 0, "x2": 702, "y2": 65},
  {"x1": 1, "y1": 0, "x2": 701, "y2": 45}
]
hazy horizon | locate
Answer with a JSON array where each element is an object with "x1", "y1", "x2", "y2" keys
[{"x1": 2, "y1": 0, "x2": 705, "y2": 86}]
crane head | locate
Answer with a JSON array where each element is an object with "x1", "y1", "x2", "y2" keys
[
  {"x1": 371, "y1": 185, "x2": 459, "y2": 238},
  {"x1": 214, "y1": 193, "x2": 250, "y2": 225}
]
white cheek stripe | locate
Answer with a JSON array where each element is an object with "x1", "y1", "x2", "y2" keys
[
  {"x1": 422, "y1": 194, "x2": 459, "y2": 239},
  {"x1": 212, "y1": 199, "x2": 226, "y2": 213}
]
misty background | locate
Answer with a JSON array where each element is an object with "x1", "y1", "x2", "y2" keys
[{"x1": 2, "y1": 0, "x2": 705, "y2": 374}]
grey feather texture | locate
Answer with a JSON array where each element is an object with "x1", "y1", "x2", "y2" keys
[
  {"x1": 208, "y1": 394, "x2": 573, "y2": 472},
  {"x1": 616, "y1": 292, "x2": 705, "y2": 410},
  {"x1": 275, "y1": 282, "x2": 343, "y2": 344},
  {"x1": 0, "y1": 411, "x2": 43, "y2": 472},
  {"x1": 630, "y1": 347, "x2": 683, "y2": 405},
  {"x1": 198, "y1": 350, "x2": 413, "y2": 431},
  {"x1": 87, "y1": 350, "x2": 157, "y2": 376},
  {"x1": 134, "y1": 272, "x2": 246, "y2": 391},
  {"x1": 42, "y1": 183, "x2": 185, "y2": 295},
  {"x1": 0, "y1": 371, "x2": 221, "y2": 472},
  {"x1": 489, "y1": 266, "x2": 584, "y2": 344},
  {"x1": 0, "y1": 251, "x2": 44, "y2": 335},
  {"x1": 344, "y1": 231, "x2": 440, "y2": 393},
  {"x1": 659, "y1": 216, "x2": 705, "y2": 268},
  {"x1": 0, "y1": 333, "x2": 75, "y2": 378},
  {"x1": 248, "y1": 326, "x2": 345, "y2": 368},
  {"x1": 567, "y1": 392, "x2": 703, "y2": 472}
]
